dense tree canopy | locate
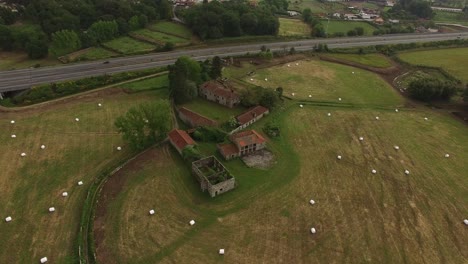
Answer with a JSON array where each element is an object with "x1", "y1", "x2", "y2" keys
[
  {"x1": 408, "y1": 78, "x2": 458, "y2": 102},
  {"x1": 49, "y1": 30, "x2": 81, "y2": 57},
  {"x1": 115, "y1": 100, "x2": 172, "y2": 150},
  {"x1": 389, "y1": 0, "x2": 434, "y2": 19},
  {"x1": 169, "y1": 56, "x2": 203, "y2": 104},
  {"x1": 182, "y1": 0, "x2": 279, "y2": 40}
]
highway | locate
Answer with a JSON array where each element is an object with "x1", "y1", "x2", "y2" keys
[{"x1": 1, "y1": 32, "x2": 467, "y2": 93}]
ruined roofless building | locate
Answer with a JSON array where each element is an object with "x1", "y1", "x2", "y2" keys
[{"x1": 192, "y1": 156, "x2": 235, "y2": 197}]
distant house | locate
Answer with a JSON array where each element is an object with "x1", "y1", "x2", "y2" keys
[
  {"x1": 199, "y1": 81, "x2": 241, "y2": 108},
  {"x1": 374, "y1": 17, "x2": 384, "y2": 24},
  {"x1": 177, "y1": 107, "x2": 217, "y2": 128},
  {"x1": 344, "y1": 14, "x2": 358, "y2": 20},
  {"x1": 332, "y1": 13, "x2": 341, "y2": 18},
  {"x1": 168, "y1": 129, "x2": 196, "y2": 154},
  {"x1": 217, "y1": 130, "x2": 266, "y2": 160},
  {"x1": 235, "y1": 106, "x2": 269, "y2": 129},
  {"x1": 287, "y1": 10, "x2": 300, "y2": 16},
  {"x1": 389, "y1": 19, "x2": 400, "y2": 24}
]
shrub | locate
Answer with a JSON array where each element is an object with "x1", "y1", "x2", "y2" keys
[
  {"x1": 263, "y1": 120, "x2": 280, "y2": 138},
  {"x1": 182, "y1": 145, "x2": 202, "y2": 162},
  {"x1": 407, "y1": 77, "x2": 458, "y2": 102},
  {"x1": 192, "y1": 126, "x2": 226, "y2": 143}
]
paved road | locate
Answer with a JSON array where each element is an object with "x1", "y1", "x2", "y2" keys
[{"x1": 1, "y1": 32, "x2": 467, "y2": 93}]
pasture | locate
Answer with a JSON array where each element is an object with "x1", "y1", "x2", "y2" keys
[
  {"x1": 324, "y1": 20, "x2": 376, "y2": 36},
  {"x1": 98, "y1": 105, "x2": 468, "y2": 263},
  {"x1": 71, "y1": 47, "x2": 118, "y2": 62},
  {"x1": 239, "y1": 59, "x2": 402, "y2": 105},
  {"x1": 398, "y1": 47, "x2": 468, "y2": 83},
  {"x1": 278, "y1": 18, "x2": 311, "y2": 37},
  {"x1": 119, "y1": 74, "x2": 169, "y2": 93},
  {"x1": 102, "y1": 37, "x2": 157, "y2": 55},
  {"x1": 133, "y1": 29, "x2": 190, "y2": 45},
  {"x1": 323, "y1": 53, "x2": 393, "y2": 68},
  {"x1": 0, "y1": 51, "x2": 60, "y2": 70},
  {"x1": 180, "y1": 98, "x2": 246, "y2": 122},
  {"x1": 289, "y1": 0, "x2": 345, "y2": 13},
  {"x1": 148, "y1": 21, "x2": 192, "y2": 39},
  {"x1": 0, "y1": 89, "x2": 166, "y2": 263}
]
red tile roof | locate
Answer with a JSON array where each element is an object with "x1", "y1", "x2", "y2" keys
[
  {"x1": 230, "y1": 130, "x2": 266, "y2": 148},
  {"x1": 200, "y1": 81, "x2": 240, "y2": 100},
  {"x1": 178, "y1": 107, "x2": 217, "y2": 127},
  {"x1": 168, "y1": 129, "x2": 195, "y2": 152},
  {"x1": 236, "y1": 106, "x2": 269, "y2": 125},
  {"x1": 218, "y1": 143, "x2": 239, "y2": 157}
]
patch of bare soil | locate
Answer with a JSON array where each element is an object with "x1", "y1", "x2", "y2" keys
[
  {"x1": 241, "y1": 149, "x2": 276, "y2": 169},
  {"x1": 94, "y1": 145, "x2": 163, "y2": 264}
]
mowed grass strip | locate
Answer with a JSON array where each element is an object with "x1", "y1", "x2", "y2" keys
[
  {"x1": 325, "y1": 20, "x2": 376, "y2": 36},
  {"x1": 0, "y1": 90, "x2": 166, "y2": 263},
  {"x1": 244, "y1": 59, "x2": 402, "y2": 105},
  {"x1": 324, "y1": 53, "x2": 393, "y2": 68},
  {"x1": 278, "y1": 18, "x2": 311, "y2": 37},
  {"x1": 180, "y1": 98, "x2": 246, "y2": 122},
  {"x1": 148, "y1": 21, "x2": 192, "y2": 39},
  {"x1": 120, "y1": 74, "x2": 169, "y2": 92},
  {"x1": 398, "y1": 47, "x2": 468, "y2": 83},
  {"x1": 133, "y1": 29, "x2": 190, "y2": 45},
  {"x1": 102, "y1": 37, "x2": 156, "y2": 54},
  {"x1": 98, "y1": 106, "x2": 468, "y2": 263},
  {"x1": 74, "y1": 47, "x2": 118, "y2": 61}
]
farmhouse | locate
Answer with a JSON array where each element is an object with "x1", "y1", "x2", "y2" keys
[
  {"x1": 168, "y1": 129, "x2": 196, "y2": 154},
  {"x1": 192, "y1": 156, "x2": 235, "y2": 197},
  {"x1": 217, "y1": 130, "x2": 266, "y2": 160},
  {"x1": 199, "y1": 81, "x2": 241, "y2": 108},
  {"x1": 177, "y1": 107, "x2": 217, "y2": 128},
  {"x1": 235, "y1": 105, "x2": 269, "y2": 129}
]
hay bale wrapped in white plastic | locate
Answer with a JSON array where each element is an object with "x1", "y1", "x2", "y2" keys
[
  {"x1": 291, "y1": 92, "x2": 295, "y2": 96},
  {"x1": 5, "y1": 216, "x2": 12, "y2": 222},
  {"x1": 250, "y1": 78, "x2": 253, "y2": 81},
  {"x1": 20, "y1": 153, "x2": 26, "y2": 157},
  {"x1": 375, "y1": 116, "x2": 379, "y2": 120},
  {"x1": 117, "y1": 146, "x2": 122, "y2": 151},
  {"x1": 62, "y1": 192, "x2": 68, "y2": 197},
  {"x1": 310, "y1": 227, "x2": 316, "y2": 234},
  {"x1": 98, "y1": 103, "x2": 102, "y2": 107},
  {"x1": 296, "y1": 63, "x2": 299, "y2": 66},
  {"x1": 78, "y1": 181, "x2": 83, "y2": 186},
  {"x1": 189, "y1": 220, "x2": 195, "y2": 226},
  {"x1": 337, "y1": 155, "x2": 342, "y2": 160},
  {"x1": 371, "y1": 169, "x2": 377, "y2": 174},
  {"x1": 75, "y1": 118, "x2": 80, "y2": 122},
  {"x1": 404, "y1": 170, "x2": 410, "y2": 175},
  {"x1": 424, "y1": 117, "x2": 428, "y2": 121},
  {"x1": 463, "y1": 219, "x2": 468, "y2": 225},
  {"x1": 48, "y1": 207, "x2": 55, "y2": 213},
  {"x1": 40, "y1": 145, "x2": 46, "y2": 150},
  {"x1": 299, "y1": 104, "x2": 303, "y2": 108},
  {"x1": 359, "y1": 137, "x2": 364, "y2": 141},
  {"x1": 394, "y1": 145, "x2": 400, "y2": 150},
  {"x1": 219, "y1": 249, "x2": 225, "y2": 255},
  {"x1": 308, "y1": 95, "x2": 312, "y2": 98},
  {"x1": 287, "y1": 64, "x2": 290, "y2": 67},
  {"x1": 149, "y1": 209, "x2": 155, "y2": 215},
  {"x1": 338, "y1": 98, "x2": 342, "y2": 101},
  {"x1": 11, "y1": 134, "x2": 16, "y2": 138},
  {"x1": 10, "y1": 120, "x2": 15, "y2": 124},
  {"x1": 395, "y1": 109, "x2": 399, "y2": 112},
  {"x1": 327, "y1": 113, "x2": 331, "y2": 117},
  {"x1": 40, "y1": 257, "x2": 48, "y2": 263},
  {"x1": 309, "y1": 199, "x2": 315, "y2": 205},
  {"x1": 444, "y1": 154, "x2": 450, "y2": 158}
]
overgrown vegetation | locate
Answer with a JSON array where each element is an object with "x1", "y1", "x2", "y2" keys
[
  {"x1": 192, "y1": 126, "x2": 227, "y2": 143},
  {"x1": 240, "y1": 85, "x2": 281, "y2": 108},
  {"x1": 407, "y1": 77, "x2": 458, "y2": 102}
]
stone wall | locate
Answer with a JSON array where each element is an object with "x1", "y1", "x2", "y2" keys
[
  {"x1": 192, "y1": 156, "x2": 236, "y2": 197},
  {"x1": 207, "y1": 178, "x2": 236, "y2": 197}
]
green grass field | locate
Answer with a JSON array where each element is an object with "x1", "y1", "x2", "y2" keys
[
  {"x1": 148, "y1": 21, "x2": 192, "y2": 39},
  {"x1": 72, "y1": 47, "x2": 118, "y2": 61},
  {"x1": 434, "y1": 10, "x2": 468, "y2": 25},
  {"x1": 102, "y1": 37, "x2": 156, "y2": 55},
  {"x1": 119, "y1": 74, "x2": 169, "y2": 92},
  {"x1": 180, "y1": 98, "x2": 246, "y2": 122},
  {"x1": 324, "y1": 53, "x2": 393, "y2": 68},
  {"x1": 133, "y1": 29, "x2": 190, "y2": 45},
  {"x1": 324, "y1": 20, "x2": 376, "y2": 36},
  {"x1": 238, "y1": 59, "x2": 402, "y2": 105},
  {"x1": 398, "y1": 47, "x2": 468, "y2": 83},
  {"x1": 0, "y1": 51, "x2": 60, "y2": 70},
  {"x1": 0, "y1": 88, "x2": 168, "y2": 263},
  {"x1": 98, "y1": 102, "x2": 468, "y2": 263},
  {"x1": 289, "y1": 0, "x2": 345, "y2": 13},
  {"x1": 278, "y1": 18, "x2": 311, "y2": 37}
]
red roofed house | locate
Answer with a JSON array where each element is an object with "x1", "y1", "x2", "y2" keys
[
  {"x1": 217, "y1": 130, "x2": 266, "y2": 160},
  {"x1": 168, "y1": 129, "x2": 196, "y2": 154},
  {"x1": 236, "y1": 105, "x2": 269, "y2": 129},
  {"x1": 199, "y1": 81, "x2": 240, "y2": 108},
  {"x1": 177, "y1": 107, "x2": 217, "y2": 128}
]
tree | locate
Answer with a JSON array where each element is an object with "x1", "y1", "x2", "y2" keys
[
  {"x1": 302, "y1": 8, "x2": 312, "y2": 23},
  {"x1": 182, "y1": 145, "x2": 202, "y2": 162},
  {"x1": 26, "y1": 36, "x2": 49, "y2": 59},
  {"x1": 50, "y1": 30, "x2": 81, "y2": 57},
  {"x1": 0, "y1": 6, "x2": 17, "y2": 25},
  {"x1": 276, "y1": 87, "x2": 283, "y2": 97},
  {"x1": 210, "y1": 56, "x2": 222, "y2": 79},
  {"x1": 408, "y1": 78, "x2": 458, "y2": 102},
  {"x1": 222, "y1": 11, "x2": 242, "y2": 37},
  {"x1": 128, "y1": 15, "x2": 141, "y2": 30},
  {"x1": 347, "y1": 29, "x2": 357, "y2": 36},
  {"x1": 87, "y1": 20, "x2": 119, "y2": 43},
  {"x1": 115, "y1": 100, "x2": 172, "y2": 150},
  {"x1": 169, "y1": 56, "x2": 202, "y2": 104},
  {"x1": 0, "y1": 25, "x2": 13, "y2": 51}
]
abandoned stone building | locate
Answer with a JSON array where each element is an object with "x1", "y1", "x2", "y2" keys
[
  {"x1": 192, "y1": 156, "x2": 236, "y2": 197},
  {"x1": 235, "y1": 105, "x2": 269, "y2": 129},
  {"x1": 168, "y1": 129, "x2": 196, "y2": 154},
  {"x1": 199, "y1": 81, "x2": 240, "y2": 108},
  {"x1": 177, "y1": 107, "x2": 217, "y2": 128},
  {"x1": 217, "y1": 130, "x2": 266, "y2": 160}
]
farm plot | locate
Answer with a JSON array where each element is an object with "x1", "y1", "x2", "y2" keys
[
  {"x1": 148, "y1": 21, "x2": 192, "y2": 39},
  {"x1": 242, "y1": 59, "x2": 402, "y2": 105},
  {"x1": 120, "y1": 74, "x2": 169, "y2": 93},
  {"x1": 398, "y1": 47, "x2": 468, "y2": 83},
  {"x1": 323, "y1": 53, "x2": 393, "y2": 68},
  {"x1": 325, "y1": 20, "x2": 376, "y2": 36},
  {"x1": 0, "y1": 90, "x2": 166, "y2": 263},
  {"x1": 278, "y1": 18, "x2": 311, "y2": 37},
  {"x1": 289, "y1": 0, "x2": 345, "y2": 13},
  {"x1": 70, "y1": 47, "x2": 118, "y2": 62},
  {"x1": 133, "y1": 29, "x2": 190, "y2": 45},
  {"x1": 102, "y1": 37, "x2": 157, "y2": 55},
  {"x1": 98, "y1": 105, "x2": 468, "y2": 263}
]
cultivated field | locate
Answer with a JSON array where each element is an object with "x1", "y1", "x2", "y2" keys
[
  {"x1": 148, "y1": 21, "x2": 192, "y2": 39},
  {"x1": 98, "y1": 104, "x2": 468, "y2": 263},
  {"x1": 0, "y1": 89, "x2": 166, "y2": 263},
  {"x1": 325, "y1": 20, "x2": 376, "y2": 36},
  {"x1": 324, "y1": 53, "x2": 393, "y2": 68},
  {"x1": 278, "y1": 18, "x2": 311, "y2": 37},
  {"x1": 240, "y1": 59, "x2": 402, "y2": 105},
  {"x1": 133, "y1": 29, "x2": 190, "y2": 45},
  {"x1": 398, "y1": 47, "x2": 468, "y2": 83},
  {"x1": 102, "y1": 37, "x2": 157, "y2": 55}
]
